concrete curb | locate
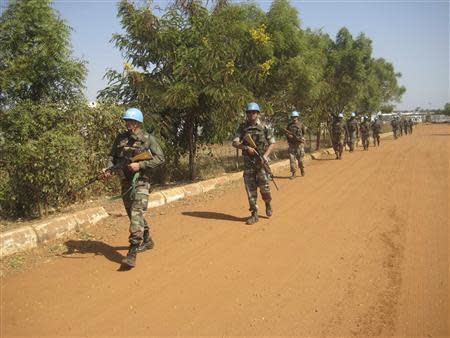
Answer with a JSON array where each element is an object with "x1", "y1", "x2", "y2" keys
[
  {"x1": 1, "y1": 131, "x2": 394, "y2": 258},
  {"x1": 1, "y1": 207, "x2": 108, "y2": 257}
]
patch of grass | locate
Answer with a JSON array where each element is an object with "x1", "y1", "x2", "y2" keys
[
  {"x1": 7, "y1": 255, "x2": 25, "y2": 270},
  {"x1": 48, "y1": 243, "x2": 67, "y2": 255},
  {"x1": 77, "y1": 230, "x2": 95, "y2": 241}
]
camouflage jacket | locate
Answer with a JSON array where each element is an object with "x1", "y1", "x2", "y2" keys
[
  {"x1": 108, "y1": 129, "x2": 165, "y2": 181},
  {"x1": 360, "y1": 121, "x2": 370, "y2": 135},
  {"x1": 371, "y1": 119, "x2": 382, "y2": 133},
  {"x1": 286, "y1": 121, "x2": 306, "y2": 146},
  {"x1": 233, "y1": 119, "x2": 275, "y2": 170},
  {"x1": 331, "y1": 116, "x2": 345, "y2": 136}
]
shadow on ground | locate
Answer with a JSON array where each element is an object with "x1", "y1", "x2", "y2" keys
[
  {"x1": 182, "y1": 211, "x2": 248, "y2": 222},
  {"x1": 62, "y1": 240, "x2": 127, "y2": 264}
]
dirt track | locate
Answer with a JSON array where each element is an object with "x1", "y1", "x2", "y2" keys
[{"x1": 1, "y1": 124, "x2": 449, "y2": 337}]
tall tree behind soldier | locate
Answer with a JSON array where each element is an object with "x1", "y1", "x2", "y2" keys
[
  {"x1": 330, "y1": 113, "x2": 346, "y2": 160},
  {"x1": 284, "y1": 111, "x2": 306, "y2": 179},
  {"x1": 100, "y1": 108, "x2": 165, "y2": 268},
  {"x1": 346, "y1": 112, "x2": 359, "y2": 152},
  {"x1": 371, "y1": 112, "x2": 382, "y2": 146},
  {"x1": 232, "y1": 102, "x2": 275, "y2": 225}
]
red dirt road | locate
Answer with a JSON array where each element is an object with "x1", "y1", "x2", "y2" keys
[{"x1": 1, "y1": 124, "x2": 449, "y2": 337}]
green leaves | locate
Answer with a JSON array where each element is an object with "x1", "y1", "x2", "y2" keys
[{"x1": 0, "y1": 0, "x2": 86, "y2": 108}]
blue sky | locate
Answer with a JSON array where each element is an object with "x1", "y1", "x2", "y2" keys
[{"x1": 50, "y1": 0, "x2": 449, "y2": 110}]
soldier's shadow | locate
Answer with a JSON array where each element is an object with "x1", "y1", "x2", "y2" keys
[
  {"x1": 62, "y1": 240, "x2": 127, "y2": 264},
  {"x1": 182, "y1": 211, "x2": 269, "y2": 222}
]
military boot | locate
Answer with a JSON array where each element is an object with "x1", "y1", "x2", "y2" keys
[
  {"x1": 246, "y1": 211, "x2": 259, "y2": 225},
  {"x1": 137, "y1": 229, "x2": 154, "y2": 253},
  {"x1": 121, "y1": 244, "x2": 138, "y2": 268},
  {"x1": 265, "y1": 202, "x2": 273, "y2": 217},
  {"x1": 289, "y1": 171, "x2": 296, "y2": 180},
  {"x1": 300, "y1": 167, "x2": 305, "y2": 177}
]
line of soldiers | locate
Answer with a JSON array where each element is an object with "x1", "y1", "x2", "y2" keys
[
  {"x1": 330, "y1": 111, "x2": 388, "y2": 159},
  {"x1": 390, "y1": 114, "x2": 414, "y2": 139},
  {"x1": 102, "y1": 104, "x2": 413, "y2": 268}
]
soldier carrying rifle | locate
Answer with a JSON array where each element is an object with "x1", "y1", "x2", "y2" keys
[
  {"x1": 100, "y1": 108, "x2": 165, "y2": 268},
  {"x1": 232, "y1": 102, "x2": 275, "y2": 225},
  {"x1": 283, "y1": 110, "x2": 306, "y2": 179}
]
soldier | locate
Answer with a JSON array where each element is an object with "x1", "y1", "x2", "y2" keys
[
  {"x1": 398, "y1": 115, "x2": 403, "y2": 136},
  {"x1": 345, "y1": 112, "x2": 359, "y2": 152},
  {"x1": 330, "y1": 113, "x2": 345, "y2": 160},
  {"x1": 232, "y1": 102, "x2": 275, "y2": 225},
  {"x1": 371, "y1": 112, "x2": 382, "y2": 146},
  {"x1": 408, "y1": 118, "x2": 413, "y2": 134},
  {"x1": 285, "y1": 110, "x2": 306, "y2": 179},
  {"x1": 360, "y1": 116, "x2": 370, "y2": 151},
  {"x1": 391, "y1": 116, "x2": 398, "y2": 139},
  {"x1": 403, "y1": 117, "x2": 409, "y2": 135},
  {"x1": 101, "y1": 108, "x2": 165, "y2": 268}
]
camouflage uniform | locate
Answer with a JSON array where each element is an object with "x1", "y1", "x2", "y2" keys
[
  {"x1": 408, "y1": 119, "x2": 413, "y2": 134},
  {"x1": 391, "y1": 118, "x2": 398, "y2": 139},
  {"x1": 345, "y1": 117, "x2": 359, "y2": 151},
  {"x1": 109, "y1": 130, "x2": 164, "y2": 247},
  {"x1": 371, "y1": 118, "x2": 382, "y2": 146},
  {"x1": 360, "y1": 119, "x2": 370, "y2": 150},
  {"x1": 233, "y1": 119, "x2": 275, "y2": 215},
  {"x1": 398, "y1": 118, "x2": 403, "y2": 136},
  {"x1": 286, "y1": 120, "x2": 306, "y2": 176},
  {"x1": 403, "y1": 119, "x2": 408, "y2": 135},
  {"x1": 330, "y1": 115, "x2": 345, "y2": 159}
]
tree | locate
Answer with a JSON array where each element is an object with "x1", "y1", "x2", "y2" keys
[
  {"x1": 0, "y1": 0, "x2": 86, "y2": 108},
  {"x1": 443, "y1": 103, "x2": 450, "y2": 116},
  {"x1": 100, "y1": 0, "x2": 269, "y2": 180}
]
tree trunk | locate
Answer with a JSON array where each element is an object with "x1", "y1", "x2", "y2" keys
[
  {"x1": 188, "y1": 117, "x2": 197, "y2": 181},
  {"x1": 316, "y1": 126, "x2": 321, "y2": 150}
]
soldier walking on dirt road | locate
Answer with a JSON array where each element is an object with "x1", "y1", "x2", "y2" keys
[
  {"x1": 360, "y1": 116, "x2": 370, "y2": 151},
  {"x1": 285, "y1": 110, "x2": 306, "y2": 179},
  {"x1": 330, "y1": 113, "x2": 345, "y2": 160},
  {"x1": 371, "y1": 112, "x2": 382, "y2": 146},
  {"x1": 345, "y1": 112, "x2": 359, "y2": 152},
  {"x1": 101, "y1": 108, "x2": 165, "y2": 268},
  {"x1": 232, "y1": 102, "x2": 275, "y2": 225}
]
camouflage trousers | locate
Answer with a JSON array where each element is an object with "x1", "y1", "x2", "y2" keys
[
  {"x1": 121, "y1": 179, "x2": 150, "y2": 246},
  {"x1": 361, "y1": 133, "x2": 369, "y2": 150},
  {"x1": 331, "y1": 133, "x2": 344, "y2": 158},
  {"x1": 373, "y1": 132, "x2": 380, "y2": 146},
  {"x1": 243, "y1": 167, "x2": 272, "y2": 213},
  {"x1": 288, "y1": 144, "x2": 305, "y2": 173},
  {"x1": 347, "y1": 131, "x2": 357, "y2": 151},
  {"x1": 393, "y1": 127, "x2": 398, "y2": 139}
]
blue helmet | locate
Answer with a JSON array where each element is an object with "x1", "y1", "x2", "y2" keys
[
  {"x1": 246, "y1": 102, "x2": 260, "y2": 112},
  {"x1": 291, "y1": 111, "x2": 300, "y2": 118},
  {"x1": 123, "y1": 108, "x2": 143, "y2": 123}
]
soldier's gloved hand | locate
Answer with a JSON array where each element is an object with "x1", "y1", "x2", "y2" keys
[{"x1": 127, "y1": 162, "x2": 140, "y2": 172}]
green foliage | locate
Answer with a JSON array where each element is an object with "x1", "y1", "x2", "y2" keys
[
  {"x1": 0, "y1": 101, "x2": 123, "y2": 218},
  {"x1": 443, "y1": 102, "x2": 450, "y2": 116},
  {"x1": 0, "y1": 0, "x2": 86, "y2": 108}
]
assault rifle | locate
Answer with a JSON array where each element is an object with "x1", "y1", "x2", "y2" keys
[
  {"x1": 73, "y1": 151, "x2": 152, "y2": 194},
  {"x1": 282, "y1": 129, "x2": 305, "y2": 143},
  {"x1": 243, "y1": 134, "x2": 279, "y2": 190}
]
